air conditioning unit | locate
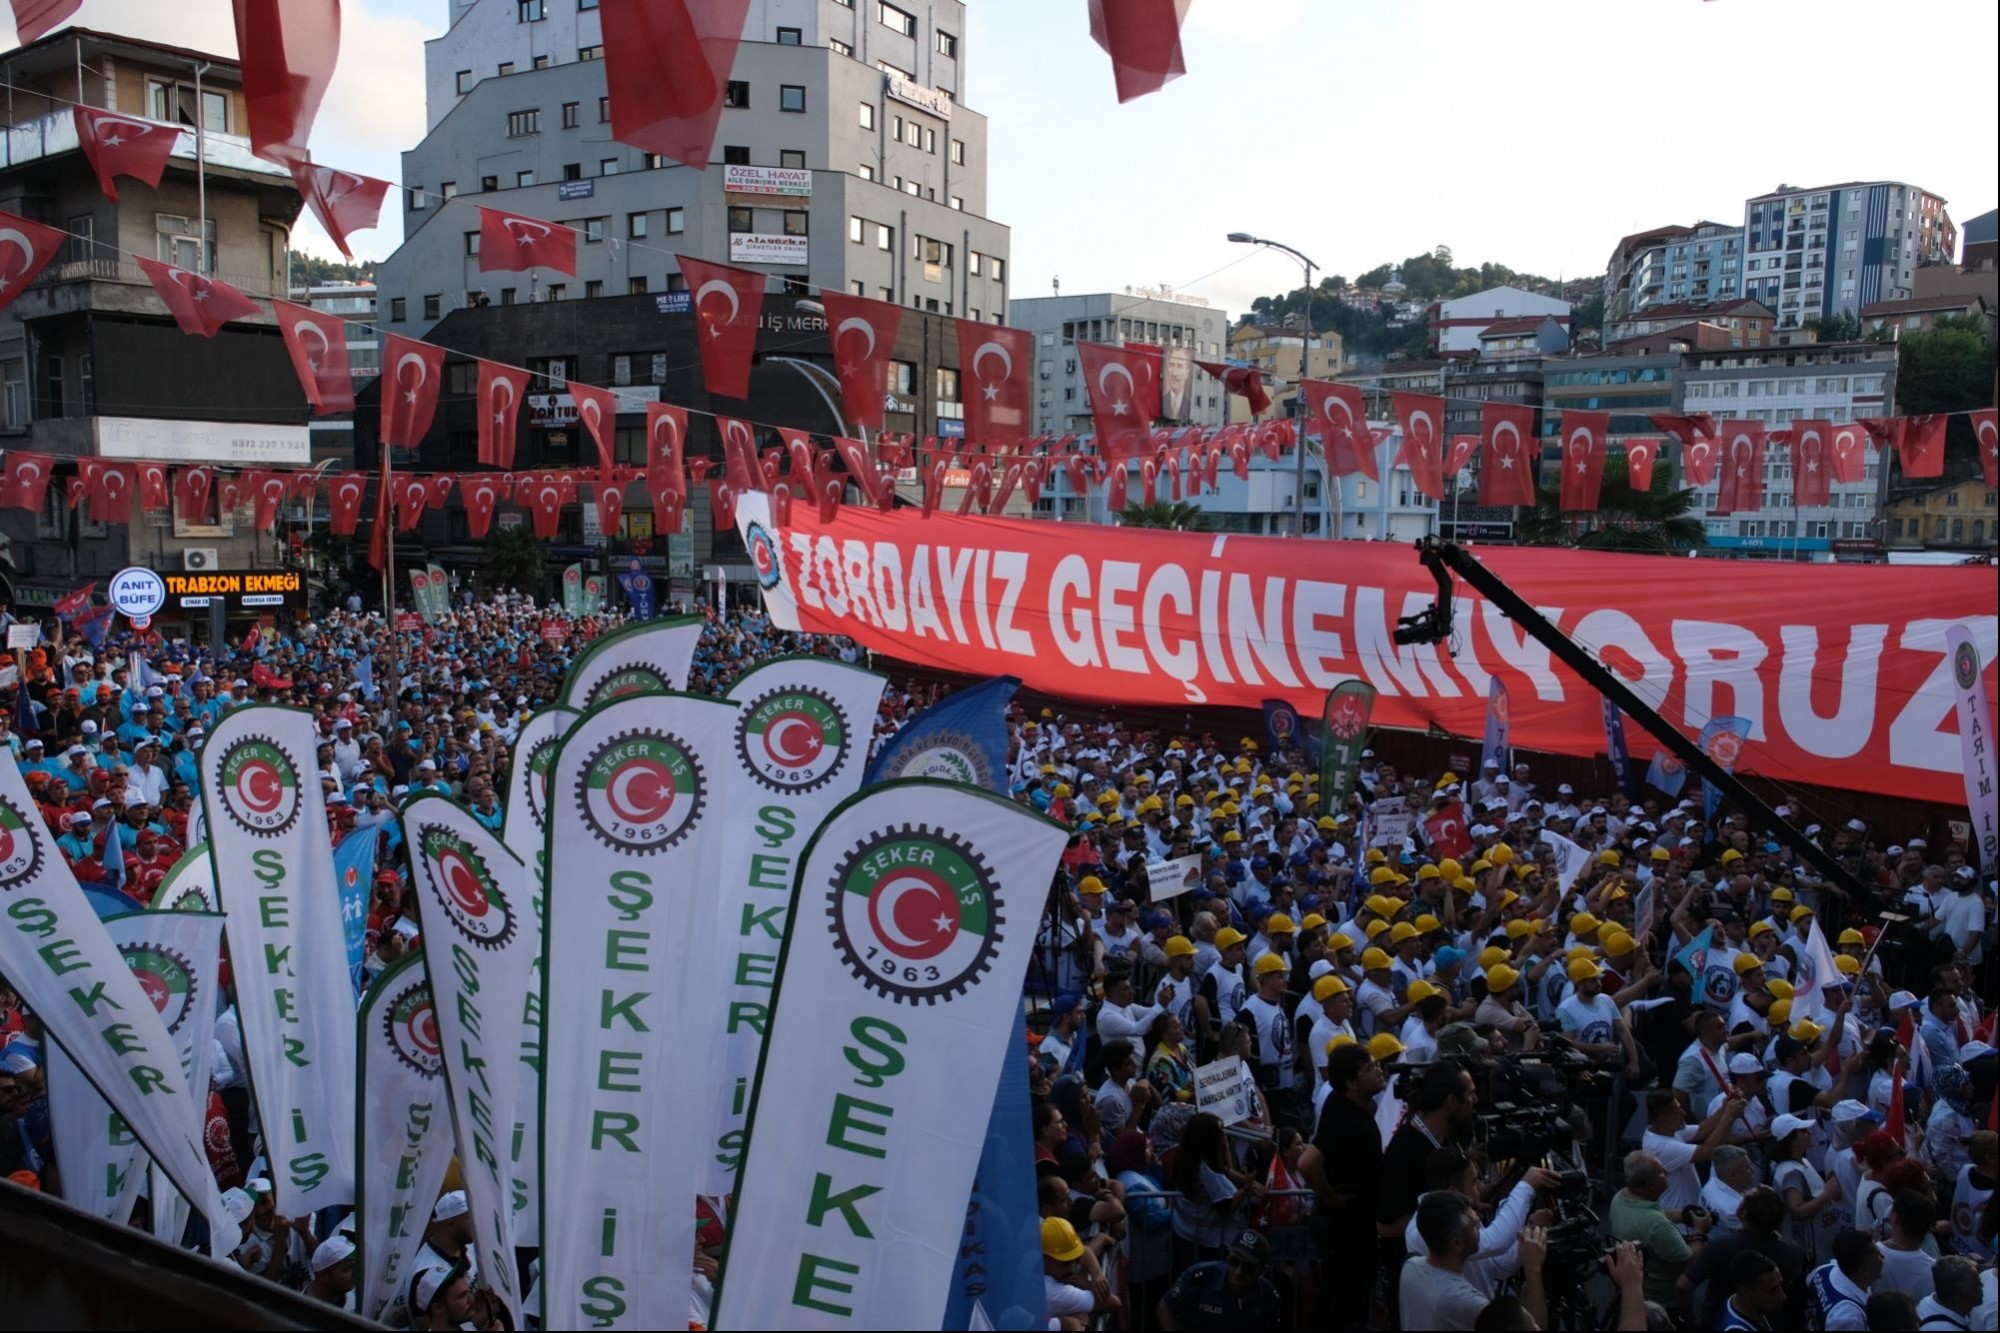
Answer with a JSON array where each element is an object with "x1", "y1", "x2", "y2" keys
[{"x1": 183, "y1": 548, "x2": 221, "y2": 572}]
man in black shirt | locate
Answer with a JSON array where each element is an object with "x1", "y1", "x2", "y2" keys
[
  {"x1": 1156, "y1": 1230, "x2": 1282, "y2": 1331},
  {"x1": 1301, "y1": 1043, "x2": 1387, "y2": 1323},
  {"x1": 1678, "y1": 1184, "x2": 1807, "y2": 1329},
  {"x1": 1377, "y1": 1062, "x2": 1479, "y2": 1325}
]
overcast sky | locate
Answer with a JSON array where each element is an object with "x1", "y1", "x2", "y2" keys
[{"x1": 27, "y1": 0, "x2": 2000, "y2": 317}]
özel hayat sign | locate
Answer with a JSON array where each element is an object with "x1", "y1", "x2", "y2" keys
[
  {"x1": 731, "y1": 492, "x2": 1997, "y2": 806},
  {"x1": 724, "y1": 164, "x2": 813, "y2": 197}
]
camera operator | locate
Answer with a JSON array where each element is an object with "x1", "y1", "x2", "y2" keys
[
  {"x1": 1609, "y1": 1150, "x2": 1713, "y2": 1308},
  {"x1": 1496, "y1": 1230, "x2": 1649, "y2": 1332},
  {"x1": 1400, "y1": 1146, "x2": 1562, "y2": 1296},
  {"x1": 1379, "y1": 1061, "x2": 1480, "y2": 1325}
]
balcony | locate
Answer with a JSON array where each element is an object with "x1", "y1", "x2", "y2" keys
[
  {"x1": 3, "y1": 109, "x2": 288, "y2": 182},
  {"x1": 31, "y1": 255, "x2": 286, "y2": 300}
]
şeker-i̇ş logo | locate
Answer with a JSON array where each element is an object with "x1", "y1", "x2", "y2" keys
[
  {"x1": 524, "y1": 733, "x2": 563, "y2": 830},
  {"x1": 124, "y1": 944, "x2": 196, "y2": 1036},
  {"x1": 586, "y1": 666, "x2": 672, "y2": 707},
  {"x1": 216, "y1": 736, "x2": 301, "y2": 837},
  {"x1": 417, "y1": 824, "x2": 515, "y2": 950},
  {"x1": 746, "y1": 520, "x2": 783, "y2": 591},
  {"x1": 577, "y1": 731, "x2": 705, "y2": 854},
  {"x1": 828, "y1": 824, "x2": 1002, "y2": 1004},
  {"x1": 738, "y1": 687, "x2": 849, "y2": 794},
  {"x1": 0, "y1": 796, "x2": 45, "y2": 890},
  {"x1": 385, "y1": 980, "x2": 444, "y2": 1078}
]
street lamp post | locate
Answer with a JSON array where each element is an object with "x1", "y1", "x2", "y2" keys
[{"x1": 1229, "y1": 232, "x2": 1325, "y2": 538}]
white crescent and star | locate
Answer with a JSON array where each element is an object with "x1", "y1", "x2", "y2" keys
[
  {"x1": 0, "y1": 228, "x2": 37, "y2": 288},
  {"x1": 1490, "y1": 420, "x2": 1522, "y2": 468},
  {"x1": 695, "y1": 278, "x2": 740, "y2": 334},
  {"x1": 763, "y1": 715, "x2": 819, "y2": 766},
  {"x1": 873, "y1": 873, "x2": 954, "y2": 950},
  {"x1": 1097, "y1": 361, "x2": 1135, "y2": 413},
  {"x1": 294, "y1": 320, "x2": 330, "y2": 371},
  {"x1": 835, "y1": 317, "x2": 876, "y2": 366},
  {"x1": 971, "y1": 341, "x2": 1014, "y2": 401},
  {"x1": 89, "y1": 114, "x2": 159, "y2": 149},
  {"x1": 502, "y1": 217, "x2": 553, "y2": 245},
  {"x1": 397, "y1": 351, "x2": 430, "y2": 405},
  {"x1": 607, "y1": 762, "x2": 673, "y2": 823},
  {"x1": 489, "y1": 375, "x2": 516, "y2": 424},
  {"x1": 1567, "y1": 426, "x2": 1596, "y2": 474},
  {"x1": 651, "y1": 412, "x2": 680, "y2": 460}
]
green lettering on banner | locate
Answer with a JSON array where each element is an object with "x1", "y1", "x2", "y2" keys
[
  {"x1": 256, "y1": 893, "x2": 288, "y2": 929},
  {"x1": 734, "y1": 953, "x2": 777, "y2": 988},
  {"x1": 8, "y1": 897, "x2": 59, "y2": 938},
  {"x1": 109, "y1": 1114, "x2": 134, "y2": 1146},
  {"x1": 755, "y1": 806, "x2": 796, "y2": 843},
  {"x1": 726, "y1": 1002, "x2": 767, "y2": 1035},
  {"x1": 842, "y1": 1017, "x2": 908, "y2": 1088},
  {"x1": 599, "y1": 990, "x2": 650, "y2": 1032},
  {"x1": 597, "y1": 1050, "x2": 643, "y2": 1093},
  {"x1": 129, "y1": 1065, "x2": 170, "y2": 1094},
  {"x1": 106, "y1": 1161, "x2": 128, "y2": 1197},
  {"x1": 468, "y1": 1086, "x2": 497, "y2": 1138},
  {"x1": 791, "y1": 1253, "x2": 861, "y2": 1317},
  {"x1": 604, "y1": 930, "x2": 650, "y2": 970},
  {"x1": 282, "y1": 1035, "x2": 309, "y2": 1066},
  {"x1": 805, "y1": 1172, "x2": 880, "y2": 1238},
  {"x1": 456, "y1": 992, "x2": 485, "y2": 1041},
  {"x1": 37, "y1": 938, "x2": 87, "y2": 975},
  {"x1": 274, "y1": 987, "x2": 297, "y2": 1020},
  {"x1": 579, "y1": 1275, "x2": 627, "y2": 1326},
  {"x1": 289, "y1": 1151, "x2": 330, "y2": 1193},
  {"x1": 605, "y1": 871, "x2": 653, "y2": 919},
  {"x1": 389, "y1": 1201, "x2": 413, "y2": 1237},
  {"x1": 714, "y1": 1128, "x2": 743, "y2": 1172},
  {"x1": 590, "y1": 1111, "x2": 640, "y2": 1152},
  {"x1": 263, "y1": 942, "x2": 292, "y2": 973},
  {"x1": 451, "y1": 943, "x2": 482, "y2": 995},
  {"x1": 826, "y1": 1093, "x2": 893, "y2": 1158},
  {"x1": 747, "y1": 854, "x2": 791, "y2": 891},
  {"x1": 66, "y1": 980, "x2": 121, "y2": 1018},
  {"x1": 739, "y1": 904, "x2": 784, "y2": 939}
]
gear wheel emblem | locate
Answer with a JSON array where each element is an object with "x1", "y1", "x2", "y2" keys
[
  {"x1": 827, "y1": 823, "x2": 1004, "y2": 1005},
  {"x1": 212, "y1": 734, "x2": 302, "y2": 838},
  {"x1": 416, "y1": 823, "x2": 516, "y2": 950},
  {"x1": 122, "y1": 943, "x2": 198, "y2": 1036},
  {"x1": 585, "y1": 665, "x2": 671, "y2": 708},
  {"x1": 736, "y1": 686, "x2": 851, "y2": 795},
  {"x1": 0, "y1": 796, "x2": 46, "y2": 891},
  {"x1": 384, "y1": 980, "x2": 443, "y2": 1078},
  {"x1": 523, "y1": 734, "x2": 562, "y2": 831},
  {"x1": 574, "y1": 729, "x2": 706, "y2": 854}
]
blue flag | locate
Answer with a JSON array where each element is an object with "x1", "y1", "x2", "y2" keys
[
  {"x1": 1672, "y1": 924, "x2": 1731, "y2": 1008},
  {"x1": 1645, "y1": 746, "x2": 1688, "y2": 800},
  {"x1": 1602, "y1": 699, "x2": 1641, "y2": 800},
  {"x1": 1696, "y1": 715, "x2": 1752, "y2": 823},
  {"x1": 98, "y1": 820, "x2": 127, "y2": 891},
  {"x1": 618, "y1": 572, "x2": 657, "y2": 620},
  {"x1": 73, "y1": 603, "x2": 113, "y2": 650},
  {"x1": 332, "y1": 831, "x2": 378, "y2": 997},
  {"x1": 865, "y1": 676, "x2": 1019, "y2": 795},
  {"x1": 1262, "y1": 698, "x2": 1304, "y2": 760},
  {"x1": 1480, "y1": 677, "x2": 1511, "y2": 779},
  {"x1": 354, "y1": 654, "x2": 376, "y2": 701},
  {"x1": 943, "y1": 1051, "x2": 1044, "y2": 1331}
]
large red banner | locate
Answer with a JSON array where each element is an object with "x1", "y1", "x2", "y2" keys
[{"x1": 734, "y1": 495, "x2": 1996, "y2": 806}]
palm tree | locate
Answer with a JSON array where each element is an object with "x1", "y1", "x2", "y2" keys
[
  {"x1": 1514, "y1": 454, "x2": 1707, "y2": 553},
  {"x1": 483, "y1": 522, "x2": 547, "y2": 592},
  {"x1": 1116, "y1": 500, "x2": 1213, "y2": 531}
]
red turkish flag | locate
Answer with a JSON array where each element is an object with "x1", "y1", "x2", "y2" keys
[
  {"x1": 1300, "y1": 379, "x2": 1378, "y2": 480},
  {"x1": 1715, "y1": 420, "x2": 1767, "y2": 515},
  {"x1": 1197, "y1": 361, "x2": 1271, "y2": 417},
  {"x1": 1088, "y1": 0, "x2": 1190, "y2": 103},
  {"x1": 1652, "y1": 414, "x2": 1719, "y2": 486},
  {"x1": 72, "y1": 106, "x2": 178, "y2": 202},
  {"x1": 474, "y1": 360, "x2": 528, "y2": 469},
  {"x1": 1444, "y1": 434, "x2": 1480, "y2": 483},
  {"x1": 288, "y1": 162, "x2": 389, "y2": 260},
  {"x1": 2, "y1": 452, "x2": 52, "y2": 512},
  {"x1": 251, "y1": 470, "x2": 291, "y2": 531},
  {"x1": 291, "y1": 467, "x2": 324, "y2": 503},
  {"x1": 395, "y1": 476, "x2": 430, "y2": 532},
  {"x1": 479, "y1": 206, "x2": 577, "y2": 276},
  {"x1": 1478, "y1": 402, "x2": 1538, "y2": 506},
  {"x1": 600, "y1": 0, "x2": 753, "y2": 171},
  {"x1": 1558, "y1": 410, "x2": 1609, "y2": 513},
  {"x1": 77, "y1": 459, "x2": 131, "y2": 524},
  {"x1": 1623, "y1": 437, "x2": 1660, "y2": 493},
  {"x1": 425, "y1": 475, "x2": 455, "y2": 510},
  {"x1": 173, "y1": 466, "x2": 212, "y2": 522},
  {"x1": 819, "y1": 290, "x2": 902, "y2": 431},
  {"x1": 596, "y1": 474, "x2": 626, "y2": 537},
  {"x1": 1895, "y1": 414, "x2": 1947, "y2": 478},
  {"x1": 568, "y1": 382, "x2": 619, "y2": 474},
  {"x1": 217, "y1": 472, "x2": 251, "y2": 519},
  {"x1": 1973, "y1": 409, "x2": 1999, "y2": 488},
  {"x1": 525, "y1": 473, "x2": 565, "y2": 539},
  {"x1": 1127, "y1": 343, "x2": 1164, "y2": 422},
  {"x1": 325, "y1": 472, "x2": 368, "y2": 536},
  {"x1": 1826, "y1": 421, "x2": 1869, "y2": 485},
  {"x1": 134, "y1": 257, "x2": 260, "y2": 338},
  {"x1": 956, "y1": 321, "x2": 1032, "y2": 448},
  {"x1": 381, "y1": 335, "x2": 446, "y2": 448},
  {"x1": 273, "y1": 299, "x2": 354, "y2": 415},
  {"x1": 1077, "y1": 341, "x2": 1151, "y2": 462},
  {"x1": 0, "y1": 210, "x2": 65, "y2": 316},
  {"x1": 779, "y1": 429, "x2": 815, "y2": 486},
  {"x1": 832, "y1": 435, "x2": 883, "y2": 507},
  {"x1": 66, "y1": 477, "x2": 86, "y2": 511},
  {"x1": 1390, "y1": 392, "x2": 1448, "y2": 501},
  {"x1": 1787, "y1": 420, "x2": 1836, "y2": 507},
  {"x1": 679, "y1": 254, "x2": 764, "y2": 399},
  {"x1": 11, "y1": 0, "x2": 82, "y2": 44},
  {"x1": 459, "y1": 474, "x2": 500, "y2": 538},
  {"x1": 644, "y1": 403, "x2": 689, "y2": 516},
  {"x1": 717, "y1": 416, "x2": 761, "y2": 497},
  {"x1": 135, "y1": 463, "x2": 168, "y2": 513},
  {"x1": 1422, "y1": 800, "x2": 1474, "y2": 860},
  {"x1": 232, "y1": 0, "x2": 339, "y2": 166}
]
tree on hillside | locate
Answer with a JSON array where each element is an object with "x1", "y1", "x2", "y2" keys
[
  {"x1": 1513, "y1": 455, "x2": 1707, "y2": 553},
  {"x1": 1894, "y1": 315, "x2": 1997, "y2": 482},
  {"x1": 1805, "y1": 311, "x2": 1863, "y2": 342},
  {"x1": 1116, "y1": 501, "x2": 1212, "y2": 531}
]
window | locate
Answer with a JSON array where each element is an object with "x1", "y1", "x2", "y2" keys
[
  {"x1": 923, "y1": 127, "x2": 935, "y2": 153},
  {"x1": 563, "y1": 162, "x2": 583, "y2": 180},
  {"x1": 728, "y1": 206, "x2": 754, "y2": 233},
  {"x1": 779, "y1": 149, "x2": 806, "y2": 169},
  {"x1": 481, "y1": 174, "x2": 498, "y2": 192},
  {"x1": 949, "y1": 195, "x2": 962, "y2": 211},
  {"x1": 441, "y1": 181, "x2": 459, "y2": 200},
  {"x1": 878, "y1": 2, "x2": 916, "y2": 37},
  {"x1": 562, "y1": 100, "x2": 580, "y2": 127},
  {"x1": 41, "y1": 354, "x2": 62, "y2": 418},
  {"x1": 507, "y1": 108, "x2": 541, "y2": 137},
  {"x1": 904, "y1": 180, "x2": 919, "y2": 196},
  {"x1": 780, "y1": 85, "x2": 807, "y2": 112},
  {"x1": 581, "y1": 218, "x2": 604, "y2": 243},
  {"x1": 876, "y1": 223, "x2": 893, "y2": 251},
  {"x1": 64, "y1": 213, "x2": 93, "y2": 264},
  {"x1": 423, "y1": 294, "x2": 441, "y2": 320},
  {"x1": 889, "y1": 360, "x2": 916, "y2": 394},
  {"x1": 666, "y1": 272, "x2": 687, "y2": 293},
  {"x1": 849, "y1": 215, "x2": 864, "y2": 243},
  {"x1": 517, "y1": 170, "x2": 536, "y2": 187},
  {"x1": 389, "y1": 297, "x2": 407, "y2": 322},
  {"x1": 598, "y1": 96, "x2": 611, "y2": 121},
  {"x1": 850, "y1": 280, "x2": 866, "y2": 295},
  {"x1": 600, "y1": 158, "x2": 620, "y2": 175},
  {"x1": 858, "y1": 102, "x2": 875, "y2": 130},
  {"x1": 879, "y1": 286, "x2": 893, "y2": 302},
  {"x1": 499, "y1": 62, "x2": 516, "y2": 76},
  {"x1": 578, "y1": 44, "x2": 602, "y2": 60},
  {"x1": 991, "y1": 257, "x2": 1004, "y2": 283},
  {"x1": 858, "y1": 164, "x2": 874, "y2": 181},
  {"x1": 723, "y1": 145, "x2": 751, "y2": 165},
  {"x1": 533, "y1": 55, "x2": 550, "y2": 69},
  {"x1": 465, "y1": 231, "x2": 481, "y2": 256},
  {"x1": 547, "y1": 284, "x2": 567, "y2": 300},
  {"x1": 585, "y1": 280, "x2": 603, "y2": 299},
  {"x1": 783, "y1": 210, "x2": 808, "y2": 237},
  {"x1": 777, "y1": 26, "x2": 802, "y2": 44},
  {"x1": 665, "y1": 207, "x2": 685, "y2": 234},
  {"x1": 518, "y1": 0, "x2": 544, "y2": 20},
  {"x1": 501, "y1": 288, "x2": 516, "y2": 305},
  {"x1": 950, "y1": 138, "x2": 965, "y2": 165},
  {"x1": 580, "y1": 0, "x2": 598, "y2": 7},
  {"x1": 409, "y1": 186, "x2": 427, "y2": 211},
  {"x1": 2, "y1": 359, "x2": 25, "y2": 430},
  {"x1": 967, "y1": 251, "x2": 982, "y2": 277},
  {"x1": 628, "y1": 211, "x2": 649, "y2": 238},
  {"x1": 725, "y1": 81, "x2": 750, "y2": 108},
  {"x1": 831, "y1": 38, "x2": 852, "y2": 56},
  {"x1": 628, "y1": 276, "x2": 648, "y2": 294},
  {"x1": 456, "y1": 69, "x2": 475, "y2": 94},
  {"x1": 935, "y1": 367, "x2": 959, "y2": 401},
  {"x1": 155, "y1": 213, "x2": 214, "y2": 271},
  {"x1": 937, "y1": 30, "x2": 957, "y2": 57}
]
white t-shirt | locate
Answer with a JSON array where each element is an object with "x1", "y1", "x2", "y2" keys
[
  {"x1": 1044, "y1": 1274, "x2": 1095, "y2": 1320},
  {"x1": 1951, "y1": 1164, "x2": 1995, "y2": 1256},
  {"x1": 1701, "y1": 1174, "x2": 1748, "y2": 1229},
  {"x1": 1874, "y1": 1242, "x2": 1937, "y2": 1301},
  {"x1": 1239, "y1": 993, "x2": 1298, "y2": 1090},
  {"x1": 1399, "y1": 1014, "x2": 1438, "y2": 1065},
  {"x1": 1306, "y1": 1013, "x2": 1356, "y2": 1079},
  {"x1": 1641, "y1": 1125, "x2": 1703, "y2": 1213},
  {"x1": 1356, "y1": 979, "x2": 1396, "y2": 1037},
  {"x1": 1557, "y1": 992, "x2": 1622, "y2": 1049}
]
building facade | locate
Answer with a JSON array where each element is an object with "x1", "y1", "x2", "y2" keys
[
  {"x1": 377, "y1": 0, "x2": 1009, "y2": 339},
  {"x1": 1604, "y1": 297, "x2": 1773, "y2": 347},
  {"x1": 1678, "y1": 340, "x2": 1897, "y2": 557},
  {"x1": 0, "y1": 27, "x2": 309, "y2": 619},
  {"x1": 1603, "y1": 221, "x2": 1744, "y2": 328},
  {"x1": 1007, "y1": 292, "x2": 1231, "y2": 440},
  {"x1": 1429, "y1": 285, "x2": 1570, "y2": 356},
  {"x1": 289, "y1": 282, "x2": 379, "y2": 467},
  {"x1": 1742, "y1": 181, "x2": 1956, "y2": 330},
  {"x1": 1221, "y1": 323, "x2": 1342, "y2": 424},
  {"x1": 1883, "y1": 478, "x2": 1999, "y2": 553}
]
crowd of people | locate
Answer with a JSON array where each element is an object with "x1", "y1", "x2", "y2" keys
[{"x1": 0, "y1": 585, "x2": 1996, "y2": 1330}]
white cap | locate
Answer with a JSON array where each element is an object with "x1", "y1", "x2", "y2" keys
[
  {"x1": 1557, "y1": 784, "x2": 1573, "y2": 795},
  {"x1": 311, "y1": 1233, "x2": 356, "y2": 1274},
  {"x1": 80, "y1": 720, "x2": 98, "y2": 734},
  {"x1": 413, "y1": 1266, "x2": 456, "y2": 1311},
  {"x1": 1909, "y1": 837, "x2": 1927, "y2": 849},
  {"x1": 1846, "y1": 818, "x2": 1866, "y2": 833},
  {"x1": 1726, "y1": 1053, "x2": 1764, "y2": 1076},
  {"x1": 1769, "y1": 1112, "x2": 1815, "y2": 1141},
  {"x1": 1962, "y1": 1041, "x2": 1996, "y2": 1062},
  {"x1": 1887, "y1": 990, "x2": 1921, "y2": 1012},
  {"x1": 432, "y1": 1189, "x2": 468, "y2": 1221},
  {"x1": 1829, "y1": 1099, "x2": 1879, "y2": 1124},
  {"x1": 220, "y1": 1188, "x2": 254, "y2": 1225}
]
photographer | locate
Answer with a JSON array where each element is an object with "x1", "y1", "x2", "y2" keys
[
  {"x1": 1401, "y1": 1146, "x2": 1562, "y2": 1296},
  {"x1": 1609, "y1": 1150, "x2": 1712, "y2": 1308}
]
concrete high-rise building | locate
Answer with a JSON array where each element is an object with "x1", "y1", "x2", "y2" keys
[
  {"x1": 1743, "y1": 181, "x2": 1955, "y2": 330},
  {"x1": 1603, "y1": 221, "x2": 1744, "y2": 328},
  {"x1": 1429, "y1": 286, "x2": 1570, "y2": 356},
  {"x1": 377, "y1": 0, "x2": 1009, "y2": 337},
  {"x1": 1007, "y1": 291, "x2": 1231, "y2": 441}
]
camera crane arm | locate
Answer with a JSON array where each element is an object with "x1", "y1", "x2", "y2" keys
[{"x1": 1408, "y1": 538, "x2": 1872, "y2": 906}]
